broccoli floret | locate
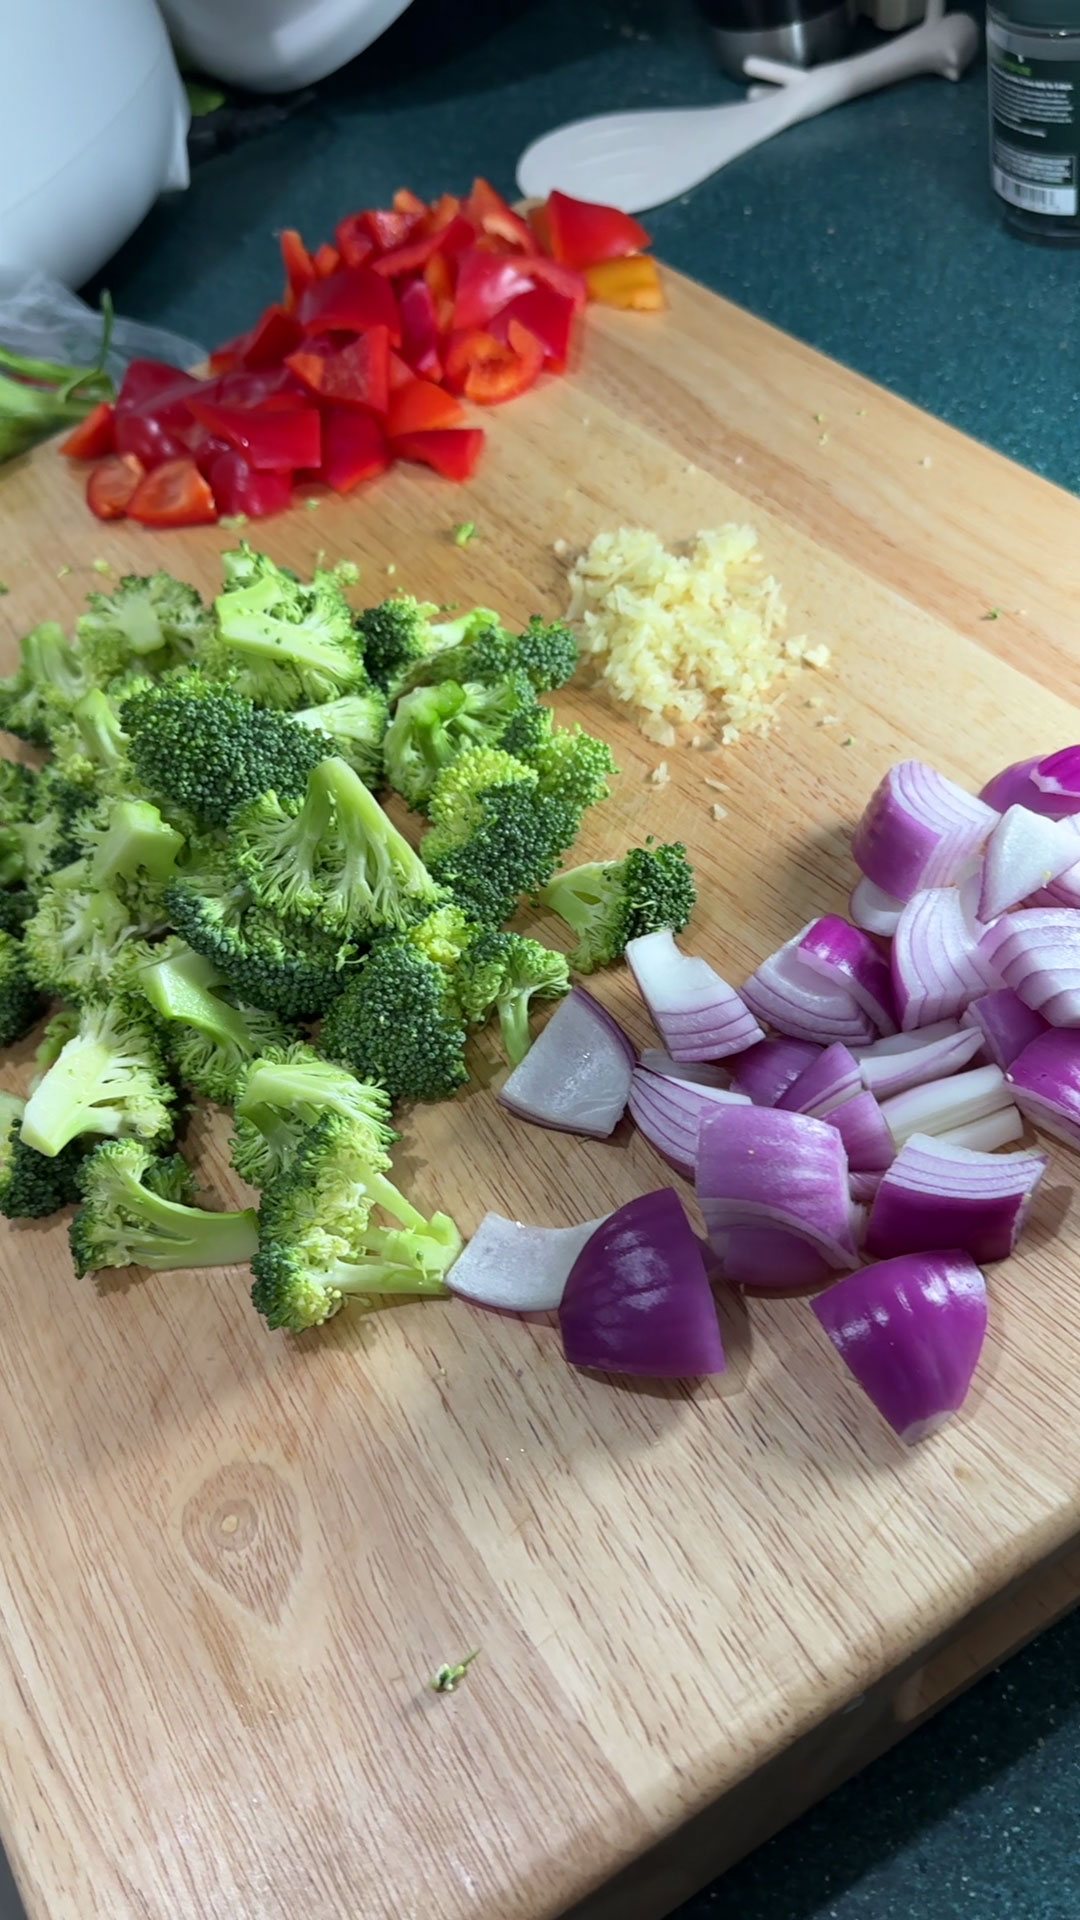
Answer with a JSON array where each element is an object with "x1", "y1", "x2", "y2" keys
[
  {"x1": 6, "y1": 766, "x2": 95, "y2": 892},
  {"x1": 75, "y1": 797, "x2": 185, "y2": 908},
  {"x1": 232, "y1": 1040, "x2": 395, "y2": 1187},
  {"x1": 34, "y1": 1006, "x2": 80, "y2": 1073},
  {"x1": 165, "y1": 855, "x2": 358, "y2": 1021},
  {"x1": 355, "y1": 595, "x2": 441, "y2": 691},
  {"x1": 407, "y1": 902, "x2": 480, "y2": 968},
  {"x1": 46, "y1": 683, "x2": 137, "y2": 794},
  {"x1": 0, "y1": 760, "x2": 38, "y2": 824},
  {"x1": 539, "y1": 841, "x2": 697, "y2": 973},
  {"x1": 122, "y1": 673, "x2": 334, "y2": 830},
  {"x1": 251, "y1": 1111, "x2": 461, "y2": 1332},
  {"x1": 204, "y1": 546, "x2": 367, "y2": 708},
  {"x1": 129, "y1": 936, "x2": 294, "y2": 1105},
  {"x1": 0, "y1": 929, "x2": 46, "y2": 1045},
  {"x1": 419, "y1": 746, "x2": 571, "y2": 927},
  {"x1": 232, "y1": 755, "x2": 442, "y2": 936},
  {"x1": 321, "y1": 936, "x2": 468, "y2": 1106},
  {"x1": 384, "y1": 672, "x2": 535, "y2": 812},
  {"x1": 396, "y1": 613, "x2": 577, "y2": 699},
  {"x1": 75, "y1": 572, "x2": 211, "y2": 684},
  {"x1": 0, "y1": 622, "x2": 91, "y2": 745},
  {"x1": 70, "y1": 1139, "x2": 258, "y2": 1277},
  {"x1": 20, "y1": 995, "x2": 174, "y2": 1158},
  {"x1": 22, "y1": 866, "x2": 143, "y2": 1001},
  {"x1": 455, "y1": 929, "x2": 570, "y2": 1065},
  {"x1": 0, "y1": 889, "x2": 35, "y2": 937},
  {"x1": 0, "y1": 1091, "x2": 84, "y2": 1219},
  {"x1": 509, "y1": 705, "x2": 615, "y2": 815},
  {"x1": 293, "y1": 689, "x2": 389, "y2": 787}
]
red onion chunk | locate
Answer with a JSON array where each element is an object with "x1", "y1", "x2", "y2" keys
[
  {"x1": 718, "y1": 1226, "x2": 833, "y2": 1290},
  {"x1": 850, "y1": 1170, "x2": 885, "y2": 1203},
  {"x1": 891, "y1": 888, "x2": 1002, "y2": 1031},
  {"x1": 498, "y1": 987, "x2": 633, "y2": 1136},
  {"x1": 962, "y1": 990, "x2": 1049, "y2": 1069},
  {"x1": 851, "y1": 876, "x2": 903, "y2": 937},
  {"x1": 978, "y1": 807, "x2": 1080, "y2": 921},
  {"x1": 980, "y1": 908, "x2": 1080, "y2": 1027},
  {"x1": 812, "y1": 1251, "x2": 988, "y2": 1444},
  {"x1": 881, "y1": 1062, "x2": 1014, "y2": 1148},
  {"x1": 628, "y1": 1068, "x2": 749, "y2": 1178},
  {"x1": 797, "y1": 915, "x2": 898, "y2": 1035},
  {"x1": 981, "y1": 747, "x2": 1080, "y2": 819},
  {"x1": 939, "y1": 1108, "x2": 1024, "y2": 1151},
  {"x1": 777, "y1": 1043, "x2": 861, "y2": 1117},
  {"x1": 638, "y1": 1049, "x2": 729, "y2": 1086},
  {"x1": 852, "y1": 760, "x2": 997, "y2": 901},
  {"x1": 559, "y1": 1189, "x2": 725, "y2": 1378},
  {"x1": 626, "y1": 929, "x2": 763, "y2": 1062},
  {"x1": 1008, "y1": 1027, "x2": 1080, "y2": 1149},
  {"x1": 697, "y1": 1104, "x2": 858, "y2": 1268},
  {"x1": 857, "y1": 1020, "x2": 984, "y2": 1098},
  {"x1": 828, "y1": 1089, "x2": 896, "y2": 1170},
  {"x1": 743, "y1": 927, "x2": 877, "y2": 1048},
  {"x1": 865, "y1": 1132, "x2": 1046, "y2": 1264},
  {"x1": 729, "y1": 1037, "x2": 821, "y2": 1106},
  {"x1": 1031, "y1": 858, "x2": 1080, "y2": 909},
  {"x1": 447, "y1": 1212, "x2": 608, "y2": 1313}
]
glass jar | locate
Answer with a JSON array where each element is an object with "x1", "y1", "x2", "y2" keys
[{"x1": 988, "y1": 0, "x2": 1080, "y2": 244}]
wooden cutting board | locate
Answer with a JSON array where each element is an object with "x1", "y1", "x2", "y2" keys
[{"x1": 3, "y1": 270, "x2": 1080, "y2": 1920}]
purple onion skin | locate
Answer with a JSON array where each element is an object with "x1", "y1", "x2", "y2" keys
[
  {"x1": 559, "y1": 1189, "x2": 726, "y2": 1378},
  {"x1": 729, "y1": 1038, "x2": 821, "y2": 1106},
  {"x1": 812, "y1": 1250, "x2": 988, "y2": 1443},
  {"x1": 981, "y1": 753, "x2": 1080, "y2": 820},
  {"x1": 865, "y1": 1184, "x2": 1031, "y2": 1266}
]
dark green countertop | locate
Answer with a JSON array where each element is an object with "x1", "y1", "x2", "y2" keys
[{"x1": 86, "y1": 4, "x2": 1080, "y2": 1919}]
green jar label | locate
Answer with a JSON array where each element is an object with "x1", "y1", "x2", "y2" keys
[{"x1": 988, "y1": 18, "x2": 1080, "y2": 217}]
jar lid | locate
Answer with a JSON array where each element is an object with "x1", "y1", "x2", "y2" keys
[{"x1": 993, "y1": 0, "x2": 1080, "y2": 30}]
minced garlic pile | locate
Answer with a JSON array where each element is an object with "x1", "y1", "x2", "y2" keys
[{"x1": 564, "y1": 525, "x2": 828, "y2": 748}]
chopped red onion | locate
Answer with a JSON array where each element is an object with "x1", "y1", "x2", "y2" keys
[
  {"x1": 851, "y1": 876, "x2": 904, "y2": 936},
  {"x1": 626, "y1": 929, "x2": 763, "y2": 1062},
  {"x1": 728, "y1": 1037, "x2": 821, "y2": 1106},
  {"x1": 777, "y1": 1043, "x2": 861, "y2": 1117},
  {"x1": 880, "y1": 1062, "x2": 1014, "y2": 1148},
  {"x1": 559, "y1": 1189, "x2": 726, "y2": 1377},
  {"x1": 697, "y1": 1104, "x2": 858, "y2": 1269},
  {"x1": 981, "y1": 747, "x2": 1080, "y2": 819},
  {"x1": 797, "y1": 915, "x2": 898, "y2": 1035},
  {"x1": 849, "y1": 1170, "x2": 885, "y2": 1204},
  {"x1": 891, "y1": 887, "x2": 1002, "y2": 1030},
  {"x1": 719, "y1": 1226, "x2": 833, "y2": 1290},
  {"x1": 865, "y1": 1131, "x2": 1046, "y2": 1264},
  {"x1": 447, "y1": 1212, "x2": 608, "y2": 1313},
  {"x1": 1030, "y1": 859, "x2": 1080, "y2": 909},
  {"x1": 498, "y1": 987, "x2": 634, "y2": 1136},
  {"x1": 628, "y1": 1068, "x2": 750, "y2": 1178},
  {"x1": 742, "y1": 926, "x2": 877, "y2": 1048},
  {"x1": 812, "y1": 1250, "x2": 988, "y2": 1444},
  {"x1": 939, "y1": 1108, "x2": 1024, "y2": 1151},
  {"x1": 1008, "y1": 1027, "x2": 1080, "y2": 1149},
  {"x1": 978, "y1": 806, "x2": 1080, "y2": 922},
  {"x1": 856, "y1": 1021, "x2": 984, "y2": 1098},
  {"x1": 638, "y1": 1049, "x2": 729, "y2": 1086},
  {"x1": 852, "y1": 760, "x2": 997, "y2": 901},
  {"x1": 980, "y1": 908, "x2": 1080, "y2": 1026},
  {"x1": 961, "y1": 989, "x2": 1049, "y2": 1069},
  {"x1": 828, "y1": 1088, "x2": 896, "y2": 1170}
]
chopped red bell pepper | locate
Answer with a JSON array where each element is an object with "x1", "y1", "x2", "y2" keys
[
  {"x1": 187, "y1": 397, "x2": 322, "y2": 471},
  {"x1": 424, "y1": 252, "x2": 456, "y2": 330},
  {"x1": 234, "y1": 304, "x2": 304, "y2": 370},
  {"x1": 114, "y1": 410, "x2": 186, "y2": 469},
  {"x1": 463, "y1": 177, "x2": 536, "y2": 252},
  {"x1": 388, "y1": 350, "x2": 416, "y2": 392},
  {"x1": 386, "y1": 378, "x2": 466, "y2": 437},
  {"x1": 528, "y1": 202, "x2": 553, "y2": 254},
  {"x1": 393, "y1": 187, "x2": 427, "y2": 217},
  {"x1": 544, "y1": 191, "x2": 651, "y2": 271},
  {"x1": 116, "y1": 360, "x2": 198, "y2": 415},
  {"x1": 518, "y1": 256, "x2": 588, "y2": 311},
  {"x1": 208, "y1": 450, "x2": 293, "y2": 520},
  {"x1": 208, "y1": 333, "x2": 245, "y2": 376},
  {"x1": 281, "y1": 229, "x2": 317, "y2": 306},
  {"x1": 298, "y1": 267, "x2": 401, "y2": 343},
  {"x1": 334, "y1": 215, "x2": 376, "y2": 271},
  {"x1": 372, "y1": 215, "x2": 474, "y2": 279},
  {"x1": 319, "y1": 409, "x2": 391, "y2": 493},
  {"x1": 398, "y1": 279, "x2": 443, "y2": 380},
  {"x1": 86, "y1": 454, "x2": 146, "y2": 520},
  {"x1": 313, "y1": 243, "x2": 341, "y2": 278},
  {"x1": 443, "y1": 317, "x2": 545, "y2": 405},
  {"x1": 194, "y1": 365, "x2": 309, "y2": 414},
  {"x1": 490, "y1": 285, "x2": 576, "y2": 371},
  {"x1": 59, "y1": 401, "x2": 115, "y2": 460},
  {"x1": 128, "y1": 457, "x2": 219, "y2": 528},
  {"x1": 451, "y1": 250, "x2": 534, "y2": 332},
  {"x1": 191, "y1": 432, "x2": 235, "y2": 481},
  {"x1": 424, "y1": 193, "x2": 464, "y2": 235},
  {"x1": 392, "y1": 427, "x2": 485, "y2": 482},
  {"x1": 584, "y1": 255, "x2": 665, "y2": 310},
  {"x1": 285, "y1": 325, "x2": 391, "y2": 413},
  {"x1": 359, "y1": 208, "x2": 420, "y2": 253}
]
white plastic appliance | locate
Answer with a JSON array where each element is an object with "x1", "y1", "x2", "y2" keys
[
  {"x1": 0, "y1": 0, "x2": 190, "y2": 290},
  {"x1": 158, "y1": 0, "x2": 415, "y2": 92}
]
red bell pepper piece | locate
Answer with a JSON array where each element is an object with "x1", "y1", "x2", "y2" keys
[
  {"x1": 490, "y1": 285, "x2": 576, "y2": 371},
  {"x1": 451, "y1": 250, "x2": 534, "y2": 332},
  {"x1": 319, "y1": 408, "x2": 391, "y2": 493},
  {"x1": 372, "y1": 215, "x2": 474, "y2": 279},
  {"x1": 398, "y1": 279, "x2": 443, "y2": 380},
  {"x1": 528, "y1": 202, "x2": 553, "y2": 254},
  {"x1": 544, "y1": 191, "x2": 651, "y2": 271},
  {"x1": 313, "y1": 243, "x2": 341, "y2": 278},
  {"x1": 208, "y1": 450, "x2": 293, "y2": 520},
  {"x1": 285, "y1": 325, "x2": 391, "y2": 413},
  {"x1": 208, "y1": 333, "x2": 245, "y2": 375},
  {"x1": 359, "y1": 208, "x2": 420, "y2": 253},
  {"x1": 86, "y1": 454, "x2": 144, "y2": 520},
  {"x1": 388, "y1": 351, "x2": 415, "y2": 392},
  {"x1": 392, "y1": 428, "x2": 485, "y2": 482},
  {"x1": 281, "y1": 229, "x2": 317, "y2": 306},
  {"x1": 114, "y1": 410, "x2": 186, "y2": 469},
  {"x1": 59, "y1": 401, "x2": 115, "y2": 460},
  {"x1": 518, "y1": 256, "x2": 587, "y2": 311},
  {"x1": 463, "y1": 177, "x2": 536, "y2": 252},
  {"x1": 187, "y1": 397, "x2": 322, "y2": 471},
  {"x1": 584, "y1": 256, "x2": 665, "y2": 310},
  {"x1": 393, "y1": 187, "x2": 427, "y2": 217},
  {"x1": 424, "y1": 193, "x2": 464, "y2": 235},
  {"x1": 233, "y1": 304, "x2": 303, "y2": 370},
  {"x1": 443, "y1": 317, "x2": 545, "y2": 405},
  {"x1": 127, "y1": 457, "x2": 219, "y2": 528},
  {"x1": 386, "y1": 379, "x2": 466, "y2": 437},
  {"x1": 191, "y1": 432, "x2": 235, "y2": 481},
  {"x1": 424, "y1": 252, "x2": 456, "y2": 331},
  {"x1": 298, "y1": 267, "x2": 401, "y2": 343},
  {"x1": 195, "y1": 365, "x2": 309, "y2": 413},
  {"x1": 116, "y1": 360, "x2": 199, "y2": 415},
  {"x1": 334, "y1": 216, "x2": 376, "y2": 271}
]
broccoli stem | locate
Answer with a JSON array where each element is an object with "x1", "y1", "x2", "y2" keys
[
  {"x1": 139, "y1": 946, "x2": 256, "y2": 1054},
  {"x1": 498, "y1": 992, "x2": 534, "y2": 1068},
  {"x1": 21, "y1": 1040, "x2": 130, "y2": 1157},
  {"x1": 219, "y1": 579, "x2": 357, "y2": 677},
  {"x1": 327, "y1": 1251, "x2": 450, "y2": 1300},
  {"x1": 538, "y1": 863, "x2": 607, "y2": 936},
  {"x1": 102, "y1": 1161, "x2": 258, "y2": 1269},
  {"x1": 316, "y1": 756, "x2": 433, "y2": 890}
]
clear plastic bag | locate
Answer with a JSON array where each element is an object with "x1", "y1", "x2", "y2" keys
[{"x1": 0, "y1": 269, "x2": 204, "y2": 378}]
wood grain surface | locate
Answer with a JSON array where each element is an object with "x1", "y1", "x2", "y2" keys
[{"x1": 2, "y1": 271, "x2": 1080, "y2": 1920}]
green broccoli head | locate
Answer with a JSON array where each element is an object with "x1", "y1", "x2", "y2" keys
[
  {"x1": 205, "y1": 546, "x2": 368, "y2": 708},
  {"x1": 75, "y1": 572, "x2": 212, "y2": 684},
  {"x1": 69, "y1": 1139, "x2": 258, "y2": 1277},
  {"x1": 231, "y1": 1040, "x2": 396, "y2": 1188},
  {"x1": 127, "y1": 936, "x2": 295, "y2": 1106},
  {"x1": 0, "y1": 760, "x2": 39, "y2": 825},
  {"x1": 419, "y1": 746, "x2": 572, "y2": 927},
  {"x1": 251, "y1": 1111, "x2": 460, "y2": 1332},
  {"x1": 46, "y1": 683, "x2": 138, "y2": 795},
  {"x1": 75, "y1": 796, "x2": 185, "y2": 910},
  {"x1": 122, "y1": 673, "x2": 335, "y2": 831},
  {"x1": 23, "y1": 867, "x2": 146, "y2": 1002},
  {"x1": 20, "y1": 995, "x2": 175, "y2": 1159},
  {"x1": 455, "y1": 929, "x2": 570, "y2": 1065},
  {"x1": 355, "y1": 594, "x2": 441, "y2": 691},
  {"x1": 10, "y1": 765, "x2": 96, "y2": 890},
  {"x1": 165, "y1": 854, "x2": 359, "y2": 1021},
  {"x1": 384, "y1": 672, "x2": 536, "y2": 812},
  {"x1": 293, "y1": 689, "x2": 389, "y2": 788},
  {"x1": 539, "y1": 840, "x2": 697, "y2": 973},
  {"x1": 0, "y1": 1091, "x2": 84, "y2": 1219},
  {"x1": 0, "y1": 622, "x2": 92, "y2": 745},
  {"x1": 320, "y1": 936, "x2": 468, "y2": 1107},
  {"x1": 406, "y1": 903, "x2": 480, "y2": 969},
  {"x1": 0, "y1": 889, "x2": 35, "y2": 938},
  {"x1": 0, "y1": 929, "x2": 46, "y2": 1046},
  {"x1": 395, "y1": 612, "x2": 577, "y2": 699},
  {"x1": 231, "y1": 755, "x2": 442, "y2": 937},
  {"x1": 505, "y1": 706, "x2": 616, "y2": 816}
]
